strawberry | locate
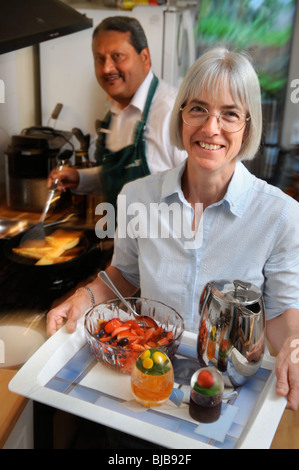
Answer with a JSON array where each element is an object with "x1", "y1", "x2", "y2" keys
[
  {"x1": 197, "y1": 369, "x2": 215, "y2": 388},
  {"x1": 104, "y1": 318, "x2": 122, "y2": 334},
  {"x1": 220, "y1": 340, "x2": 228, "y2": 351},
  {"x1": 111, "y1": 325, "x2": 131, "y2": 337}
]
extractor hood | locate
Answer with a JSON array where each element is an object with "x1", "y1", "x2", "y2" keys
[{"x1": 0, "y1": 0, "x2": 93, "y2": 55}]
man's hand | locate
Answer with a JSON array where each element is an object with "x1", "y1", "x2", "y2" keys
[{"x1": 47, "y1": 167, "x2": 79, "y2": 192}]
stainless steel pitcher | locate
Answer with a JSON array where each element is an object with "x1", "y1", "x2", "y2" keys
[{"x1": 197, "y1": 280, "x2": 266, "y2": 386}]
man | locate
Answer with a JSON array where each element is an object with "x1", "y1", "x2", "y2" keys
[{"x1": 49, "y1": 16, "x2": 186, "y2": 209}]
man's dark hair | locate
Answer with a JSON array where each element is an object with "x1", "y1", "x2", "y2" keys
[{"x1": 93, "y1": 16, "x2": 148, "y2": 54}]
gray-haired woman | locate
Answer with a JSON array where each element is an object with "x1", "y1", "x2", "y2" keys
[{"x1": 47, "y1": 47, "x2": 299, "y2": 411}]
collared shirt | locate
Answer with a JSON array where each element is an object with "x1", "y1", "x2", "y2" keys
[
  {"x1": 77, "y1": 70, "x2": 187, "y2": 195},
  {"x1": 106, "y1": 70, "x2": 151, "y2": 152},
  {"x1": 112, "y1": 160, "x2": 299, "y2": 333}
]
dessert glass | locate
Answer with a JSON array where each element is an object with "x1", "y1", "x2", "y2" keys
[
  {"x1": 131, "y1": 349, "x2": 174, "y2": 407},
  {"x1": 189, "y1": 367, "x2": 224, "y2": 423}
]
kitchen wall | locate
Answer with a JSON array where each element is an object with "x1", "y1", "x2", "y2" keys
[
  {"x1": 0, "y1": 46, "x2": 40, "y2": 202},
  {"x1": 0, "y1": 1, "x2": 298, "y2": 205}
]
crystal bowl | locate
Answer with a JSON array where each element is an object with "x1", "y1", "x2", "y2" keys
[{"x1": 84, "y1": 297, "x2": 185, "y2": 374}]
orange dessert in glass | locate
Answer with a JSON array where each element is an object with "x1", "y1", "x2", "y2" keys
[{"x1": 131, "y1": 349, "x2": 174, "y2": 407}]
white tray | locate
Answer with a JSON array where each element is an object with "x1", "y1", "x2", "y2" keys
[{"x1": 9, "y1": 318, "x2": 286, "y2": 449}]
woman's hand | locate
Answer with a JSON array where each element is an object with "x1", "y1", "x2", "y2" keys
[
  {"x1": 46, "y1": 266, "x2": 138, "y2": 337},
  {"x1": 267, "y1": 309, "x2": 299, "y2": 410},
  {"x1": 275, "y1": 335, "x2": 299, "y2": 410},
  {"x1": 46, "y1": 288, "x2": 91, "y2": 336}
]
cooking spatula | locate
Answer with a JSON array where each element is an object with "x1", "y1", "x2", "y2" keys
[
  {"x1": 19, "y1": 183, "x2": 60, "y2": 246},
  {"x1": 20, "y1": 151, "x2": 72, "y2": 246}
]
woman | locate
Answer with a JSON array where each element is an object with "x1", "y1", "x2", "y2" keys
[{"x1": 47, "y1": 47, "x2": 299, "y2": 410}]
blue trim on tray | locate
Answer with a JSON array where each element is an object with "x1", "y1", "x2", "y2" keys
[{"x1": 45, "y1": 342, "x2": 271, "y2": 449}]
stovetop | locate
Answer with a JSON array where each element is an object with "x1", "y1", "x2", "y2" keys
[{"x1": 0, "y1": 235, "x2": 112, "y2": 314}]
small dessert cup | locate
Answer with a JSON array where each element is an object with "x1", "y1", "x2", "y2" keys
[
  {"x1": 189, "y1": 367, "x2": 224, "y2": 423},
  {"x1": 131, "y1": 349, "x2": 174, "y2": 407}
]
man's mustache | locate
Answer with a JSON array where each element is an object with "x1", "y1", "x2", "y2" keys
[{"x1": 103, "y1": 72, "x2": 124, "y2": 80}]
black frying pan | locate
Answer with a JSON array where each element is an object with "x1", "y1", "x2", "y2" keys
[{"x1": 4, "y1": 224, "x2": 92, "y2": 271}]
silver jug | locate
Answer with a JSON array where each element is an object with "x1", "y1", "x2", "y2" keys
[{"x1": 197, "y1": 280, "x2": 266, "y2": 386}]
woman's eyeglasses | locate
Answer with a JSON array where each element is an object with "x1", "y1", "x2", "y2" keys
[{"x1": 180, "y1": 104, "x2": 250, "y2": 133}]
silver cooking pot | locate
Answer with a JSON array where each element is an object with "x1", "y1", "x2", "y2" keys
[{"x1": 197, "y1": 280, "x2": 266, "y2": 386}]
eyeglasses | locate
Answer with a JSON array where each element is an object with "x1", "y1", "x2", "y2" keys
[{"x1": 180, "y1": 103, "x2": 250, "y2": 133}]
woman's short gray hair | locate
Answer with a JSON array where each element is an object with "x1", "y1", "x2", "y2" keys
[{"x1": 170, "y1": 47, "x2": 262, "y2": 161}]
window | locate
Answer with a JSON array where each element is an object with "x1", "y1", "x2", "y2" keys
[{"x1": 196, "y1": 0, "x2": 297, "y2": 186}]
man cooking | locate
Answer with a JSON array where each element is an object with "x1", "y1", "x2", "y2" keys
[{"x1": 48, "y1": 16, "x2": 187, "y2": 209}]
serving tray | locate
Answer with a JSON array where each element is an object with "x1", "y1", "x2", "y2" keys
[{"x1": 9, "y1": 318, "x2": 286, "y2": 449}]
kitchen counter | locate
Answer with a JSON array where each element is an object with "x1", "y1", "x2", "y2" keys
[
  {"x1": 0, "y1": 369, "x2": 28, "y2": 448},
  {"x1": 0, "y1": 198, "x2": 73, "y2": 223}
]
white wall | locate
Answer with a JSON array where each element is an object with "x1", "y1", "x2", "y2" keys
[
  {"x1": 0, "y1": 47, "x2": 38, "y2": 135},
  {"x1": 0, "y1": 46, "x2": 38, "y2": 197}
]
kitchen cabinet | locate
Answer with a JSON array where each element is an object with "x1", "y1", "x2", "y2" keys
[
  {"x1": 0, "y1": 370, "x2": 33, "y2": 449},
  {"x1": 2, "y1": 400, "x2": 33, "y2": 449}
]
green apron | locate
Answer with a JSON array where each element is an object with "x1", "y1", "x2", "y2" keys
[{"x1": 95, "y1": 75, "x2": 159, "y2": 211}]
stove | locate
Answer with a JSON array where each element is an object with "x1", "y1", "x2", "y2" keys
[
  {"x1": 0, "y1": 229, "x2": 114, "y2": 447},
  {"x1": 0, "y1": 234, "x2": 112, "y2": 314}
]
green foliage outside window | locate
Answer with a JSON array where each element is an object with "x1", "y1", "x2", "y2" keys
[{"x1": 197, "y1": 0, "x2": 296, "y2": 100}]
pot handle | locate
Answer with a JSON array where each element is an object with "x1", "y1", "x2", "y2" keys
[{"x1": 233, "y1": 280, "x2": 251, "y2": 291}]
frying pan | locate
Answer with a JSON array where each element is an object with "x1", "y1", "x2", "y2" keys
[{"x1": 4, "y1": 224, "x2": 95, "y2": 272}]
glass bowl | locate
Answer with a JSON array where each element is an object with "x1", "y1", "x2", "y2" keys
[{"x1": 84, "y1": 297, "x2": 185, "y2": 374}]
